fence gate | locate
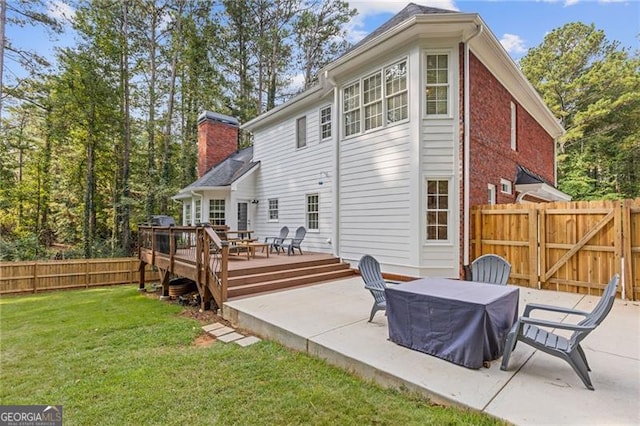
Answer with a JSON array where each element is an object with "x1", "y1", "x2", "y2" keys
[{"x1": 472, "y1": 199, "x2": 639, "y2": 300}]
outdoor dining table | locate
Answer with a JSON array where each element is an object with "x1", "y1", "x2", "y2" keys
[{"x1": 385, "y1": 277, "x2": 519, "y2": 369}]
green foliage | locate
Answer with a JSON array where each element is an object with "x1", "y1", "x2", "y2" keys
[
  {"x1": 521, "y1": 22, "x2": 640, "y2": 200},
  {"x1": 0, "y1": 235, "x2": 51, "y2": 261}
]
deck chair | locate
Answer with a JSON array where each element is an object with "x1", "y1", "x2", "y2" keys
[
  {"x1": 470, "y1": 254, "x2": 511, "y2": 285},
  {"x1": 359, "y1": 255, "x2": 388, "y2": 322},
  {"x1": 500, "y1": 274, "x2": 619, "y2": 390},
  {"x1": 278, "y1": 226, "x2": 306, "y2": 255},
  {"x1": 264, "y1": 226, "x2": 289, "y2": 254}
]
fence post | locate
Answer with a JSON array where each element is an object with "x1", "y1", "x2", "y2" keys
[
  {"x1": 33, "y1": 262, "x2": 38, "y2": 294},
  {"x1": 473, "y1": 207, "x2": 482, "y2": 259},
  {"x1": 621, "y1": 200, "x2": 634, "y2": 300},
  {"x1": 528, "y1": 207, "x2": 538, "y2": 289}
]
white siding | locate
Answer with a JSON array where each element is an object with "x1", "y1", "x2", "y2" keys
[
  {"x1": 339, "y1": 124, "x2": 412, "y2": 265},
  {"x1": 252, "y1": 103, "x2": 334, "y2": 253}
]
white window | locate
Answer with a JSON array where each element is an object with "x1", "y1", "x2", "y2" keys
[
  {"x1": 488, "y1": 184, "x2": 497, "y2": 205},
  {"x1": 343, "y1": 82, "x2": 360, "y2": 137},
  {"x1": 342, "y1": 59, "x2": 408, "y2": 137},
  {"x1": 296, "y1": 116, "x2": 307, "y2": 149},
  {"x1": 511, "y1": 101, "x2": 517, "y2": 151},
  {"x1": 306, "y1": 194, "x2": 319, "y2": 231},
  {"x1": 425, "y1": 54, "x2": 449, "y2": 116},
  {"x1": 209, "y1": 199, "x2": 225, "y2": 226},
  {"x1": 184, "y1": 203, "x2": 192, "y2": 225},
  {"x1": 426, "y1": 179, "x2": 449, "y2": 241},
  {"x1": 386, "y1": 61, "x2": 408, "y2": 123},
  {"x1": 320, "y1": 105, "x2": 332, "y2": 140},
  {"x1": 194, "y1": 199, "x2": 201, "y2": 224},
  {"x1": 363, "y1": 72, "x2": 382, "y2": 131},
  {"x1": 500, "y1": 178, "x2": 512, "y2": 195},
  {"x1": 268, "y1": 198, "x2": 279, "y2": 221}
]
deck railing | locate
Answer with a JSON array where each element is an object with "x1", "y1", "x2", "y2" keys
[{"x1": 138, "y1": 225, "x2": 229, "y2": 310}]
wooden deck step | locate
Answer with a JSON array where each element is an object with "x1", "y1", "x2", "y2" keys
[
  {"x1": 228, "y1": 262, "x2": 351, "y2": 287},
  {"x1": 228, "y1": 268, "x2": 355, "y2": 298},
  {"x1": 227, "y1": 255, "x2": 343, "y2": 278}
]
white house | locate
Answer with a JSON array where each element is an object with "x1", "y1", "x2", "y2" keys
[{"x1": 173, "y1": 3, "x2": 568, "y2": 278}]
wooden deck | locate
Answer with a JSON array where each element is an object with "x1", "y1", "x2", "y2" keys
[{"x1": 138, "y1": 225, "x2": 354, "y2": 310}]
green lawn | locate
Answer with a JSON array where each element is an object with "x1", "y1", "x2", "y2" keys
[{"x1": 0, "y1": 287, "x2": 504, "y2": 425}]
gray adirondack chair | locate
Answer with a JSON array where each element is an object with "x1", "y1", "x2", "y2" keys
[
  {"x1": 470, "y1": 254, "x2": 511, "y2": 285},
  {"x1": 501, "y1": 274, "x2": 619, "y2": 390},
  {"x1": 278, "y1": 226, "x2": 306, "y2": 255},
  {"x1": 264, "y1": 226, "x2": 289, "y2": 253},
  {"x1": 359, "y1": 255, "x2": 388, "y2": 322}
]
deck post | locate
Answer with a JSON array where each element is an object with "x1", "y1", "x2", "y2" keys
[
  {"x1": 138, "y1": 260, "x2": 146, "y2": 291},
  {"x1": 159, "y1": 269, "x2": 170, "y2": 300}
]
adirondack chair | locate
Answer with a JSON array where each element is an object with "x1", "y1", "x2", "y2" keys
[
  {"x1": 359, "y1": 255, "x2": 388, "y2": 322},
  {"x1": 500, "y1": 274, "x2": 620, "y2": 390},
  {"x1": 278, "y1": 226, "x2": 306, "y2": 255},
  {"x1": 470, "y1": 254, "x2": 511, "y2": 285},
  {"x1": 264, "y1": 226, "x2": 289, "y2": 253}
]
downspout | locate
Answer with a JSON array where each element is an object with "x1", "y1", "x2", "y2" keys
[
  {"x1": 326, "y1": 71, "x2": 340, "y2": 257},
  {"x1": 463, "y1": 24, "x2": 483, "y2": 268}
]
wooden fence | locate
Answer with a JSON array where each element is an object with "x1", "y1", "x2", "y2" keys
[
  {"x1": 472, "y1": 199, "x2": 640, "y2": 300},
  {"x1": 0, "y1": 258, "x2": 158, "y2": 295}
]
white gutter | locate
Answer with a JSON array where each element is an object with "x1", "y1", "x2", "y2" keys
[{"x1": 463, "y1": 24, "x2": 483, "y2": 268}]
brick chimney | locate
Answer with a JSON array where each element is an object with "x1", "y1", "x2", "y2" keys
[{"x1": 197, "y1": 111, "x2": 240, "y2": 177}]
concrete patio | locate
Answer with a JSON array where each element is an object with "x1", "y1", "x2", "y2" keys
[{"x1": 223, "y1": 276, "x2": 640, "y2": 425}]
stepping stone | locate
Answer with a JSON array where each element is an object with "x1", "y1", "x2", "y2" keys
[
  {"x1": 235, "y1": 336, "x2": 261, "y2": 347},
  {"x1": 217, "y1": 332, "x2": 244, "y2": 343},
  {"x1": 208, "y1": 326, "x2": 234, "y2": 337},
  {"x1": 202, "y1": 322, "x2": 226, "y2": 333}
]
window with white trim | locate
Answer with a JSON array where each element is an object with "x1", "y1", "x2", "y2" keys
[
  {"x1": 296, "y1": 116, "x2": 307, "y2": 148},
  {"x1": 500, "y1": 178, "x2": 512, "y2": 195},
  {"x1": 320, "y1": 105, "x2": 332, "y2": 140},
  {"x1": 184, "y1": 203, "x2": 192, "y2": 225},
  {"x1": 342, "y1": 59, "x2": 408, "y2": 137},
  {"x1": 363, "y1": 72, "x2": 382, "y2": 131},
  {"x1": 208, "y1": 199, "x2": 225, "y2": 226},
  {"x1": 510, "y1": 101, "x2": 517, "y2": 150},
  {"x1": 488, "y1": 184, "x2": 497, "y2": 205},
  {"x1": 268, "y1": 198, "x2": 279, "y2": 221},
  {"x1": 194, "y1": 199, "x2": 201, "y2": 224},
  {"x1": 425, "y1": 54, "x2": 449, "y2": 115},
  {"x1": 306, "y1": 194, "x2": 319, "y2": 231},
  {"x1": 426, "y1": 179, "x2": 449, "y2": 241},
  {"x1": 343, "y1": 82, "x2": 360, "y2": 136},
  {"x1": 386, "y1": 61, "x2": 408, "y2": 123}
]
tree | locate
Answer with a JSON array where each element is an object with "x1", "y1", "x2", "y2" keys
[{"x1": 521, "y1": 22, "x2": 640, "y2": 199}]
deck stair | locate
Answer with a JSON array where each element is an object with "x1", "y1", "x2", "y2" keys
[{"x1": 227, "y1": 256, "x2": 354, "y2": 298}]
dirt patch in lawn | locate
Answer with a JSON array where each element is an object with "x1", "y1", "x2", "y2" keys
[{"x1": 192, "y1": 333, "x2": 216, "y2": 348}]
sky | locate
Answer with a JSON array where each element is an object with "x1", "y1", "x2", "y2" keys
[{"x1": 3, "y1": 0, "x2": 639, "y2": 86}]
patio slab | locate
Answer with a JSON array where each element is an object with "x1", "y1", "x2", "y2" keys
[{"x1": 223, "y1": 277, "x2": 640, "y2": 425}]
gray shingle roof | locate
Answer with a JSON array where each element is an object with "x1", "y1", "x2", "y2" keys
[
  {"x1": 184, "y1": 146, "x2": 257, "y2": 189},
  {"x1": 347, "y1": 3, "x2": 458, "y2": 53}
]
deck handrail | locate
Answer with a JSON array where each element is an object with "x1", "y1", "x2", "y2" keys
[{"x1": 137, "y1": 225, "x2": 229, "y2": 310}]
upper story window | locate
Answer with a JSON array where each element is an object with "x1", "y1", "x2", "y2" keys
[
  {"x1": 320, "y1": 105, "x2": 332, "y2": 140},
  {"x1": 306, "y1": 194, "x2": 319, "y2": 231},
  {"x1": 488, "y1": 184, "x2": 497, "y2": 205},
  {"x1": 426, "y1": 179, "x2": 449, "y2": 241},
  {"x1": 268, "y1": 198, "x2": 279, "y2": 221},
  {"x1": 363, "y1": 72, "x2": 383, "y2": 131},
  {"x1": 343, "y1": 82, "x2": 360, "y2": 137},
  {"x1": 342, "y1": 59, "x2": 408, "y2": 138},
  {"x1": 510, "y1": 101, "x2": 517, "y2": 150},
  {"x1": 209, "y1": 199, "x2": 225, "y2": 226},
  {"x1": 425, "y1": 54, "x2": 449, "y2": 116},
  {"x1": 386, "y1": 61, "x2": 408, "y2": 123},
  {"x1": 296, "y1": 116, "x2": 307, "y2": 148},
  {"x1": 501, "y1": 179, "x2": 512, "y2": 195}
]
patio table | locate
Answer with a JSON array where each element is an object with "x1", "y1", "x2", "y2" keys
[{"x1": 385, "y1": 277, "x2": 519, "y2": 369}]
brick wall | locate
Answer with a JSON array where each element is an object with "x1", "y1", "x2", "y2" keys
[
  {"x1": 468, "y1": 52, "x2": 555, "y2": 207},
  {"x1": 197, "y1": 117, "x2": 239, "y2": 177}
]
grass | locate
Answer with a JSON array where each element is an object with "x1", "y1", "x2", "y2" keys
[{"x1": 0, "y1": 287, "x2": 504, "y2": 425}]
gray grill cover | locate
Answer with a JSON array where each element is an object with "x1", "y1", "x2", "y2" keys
[{"x1": 386, "y1": 278, "x2": 519, "y2": 369}]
